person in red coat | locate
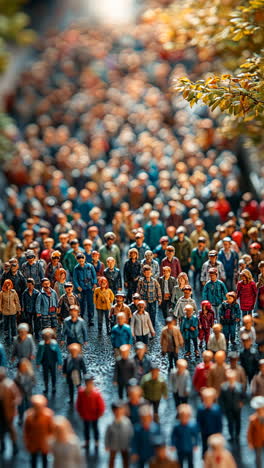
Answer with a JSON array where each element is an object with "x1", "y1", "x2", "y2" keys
[
  {"x1": 237, "y1": 269, "x2": 257, "y2": 316},
  {"x1": 198, "y1": 300, "x2": 215, "y2": 349},
  {"x1": 76, "y1": 374, "x2": 105, "y2": 453},
  {"x1": 192, "y1": 350, "x2": 213, "y2": 394}
]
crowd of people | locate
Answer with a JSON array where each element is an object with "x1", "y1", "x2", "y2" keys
[{"x1": 1, "y1": 9, "x2": 264, "y2": 468}]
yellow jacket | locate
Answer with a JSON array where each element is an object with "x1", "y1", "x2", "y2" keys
[{"x1": 93, "y1": 287, "x2": 114, "y2": 310}]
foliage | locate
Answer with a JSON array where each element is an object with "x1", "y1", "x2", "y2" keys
[{"x1": 143, "y1": 0, "x2": 264, "y2": 148}]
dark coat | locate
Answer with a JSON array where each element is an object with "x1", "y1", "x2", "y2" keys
[
  {"x1": 158, "y1": 276, "x2": 176, "y2": 300},
  {"x1": 219, "y1": 381, "x2": 244, "y2": 413}
]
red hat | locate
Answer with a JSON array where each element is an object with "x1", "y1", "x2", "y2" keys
[
  {"x1": 232, "y1": 231, "x2": 243, "y2": 248},
  {"x1": 201, "y1": 300, "x2": 212, "y2": 309},
  {"x1": 250, "y1": 242, "x2": 261, "y2": 250}
]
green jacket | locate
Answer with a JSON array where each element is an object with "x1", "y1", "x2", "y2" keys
[
  {"x1": 99, "y1": 244, "x2": 121, "y2": 268},
  {"x1": 171, "y1": 236, "x2": 192, "y2": 268},
  {"x1": 140, "y1": 372, "x2": 168, "y2": 402}
]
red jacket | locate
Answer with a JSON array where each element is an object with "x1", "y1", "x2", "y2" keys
[
  {"x1": 237, "y1": 280, "x2": 257, "y2": 311},
  {"x1": 76, "y1": 387, "x2": 105, "y2": 421},
  {"x1": 192, "y1": 362, "x2": 213, "y2": 392}
]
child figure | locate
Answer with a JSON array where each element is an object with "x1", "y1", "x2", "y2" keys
[
  {"x1": 219, "y1": 292, "x2": 240, "y2": 349},
  {"x1": 12, "y1": 323, "x2": 36, "y2": 362},
  {"x1": 94, "y1": 276, "x2": 115, "y2": 334},
  {"x1": 207, "y1": 324, "x2": 227, "y2": 354},
  {"x1": 236, "y1": 269, "x2": 257, "y2": 316},
  {"x1": 0, "y1": 279, "x2": 21, "y2": 343},
  {"x1": 14, "y1": 358, "x2": 36, "y2": 425},
  {"x1": 204, "y1": 433, "x2": 237, "y2": 468},
  {"x1": 104, "y1": 257, "x2": 122, "y2": 295},
  {"x1": 169, "y1": 359, "x2": 191, "y2": 408},
  {"x1": 63, "y1": 343, "x2": 86, "y2": 405},
  {"x1": 198, "y1": 300, "x2": 215, "y2": 349},
  {"x1": 171, "y1": 404, "x2": 199, "y2": 468},
  {"x1": 173, "y1": 286, "x2": 198, "y2": 324},
  {"x1": 197, "y1": 387, "x2": 222, "y2": 456},
  {"x1": 36, "y1": 328, "x2": 62, "y2": 394},
  {"x1": 248, "y1": 396, "x2": 264, "y2": 468},
  {"x1": 105, "y1": 400, "x2": 134, "y2": 468},
  {"x1": 180, "y1": 305, "x2": 199, "y2": 358}
]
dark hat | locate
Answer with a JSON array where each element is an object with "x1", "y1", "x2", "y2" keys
[
  {"x1": 76, "y1": 253, "x2": 85, "y2": 259},
  {"x1": 84, "y1": 374, "x2": 94, "y2": 383},
  {"x1": 25, "y1": 250, "x2": 36, "y2": 259},
  {"x1": 135, "y1": 341, "x2": 146, "y2": 350},
  {"x1": 209, "y1": 250, "x2": 218, "y2": 257},
  {"x1": 70, "y1": 239, "x2": 79, "y2": 245}
]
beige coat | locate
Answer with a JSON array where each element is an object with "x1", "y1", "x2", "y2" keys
[
  {"x1": 0, "y1": 377, "x2": 21, "y2": 423},
  {"x1": 207, "y1": 363, "x2": 228, "y2": 393},
  {"x1": 160, "y1": 325, "x2": 184, "y2": 353},
  {"x1": 204, "y1": 449, "x2": 237, "y2": 468},
  {"x1": 131, "y1": 311, "x2": 155, "y2": 337},
  {"x1": 0, "y1": 289, "x2": 21, "y2": 316}
]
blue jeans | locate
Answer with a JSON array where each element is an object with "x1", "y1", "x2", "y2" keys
[
  {"x1": 146, "y1": 301, "x2": 157, "y2": 328},
  {"x1": 80, "y1": 289, "x2": 94, "y2": 322}
]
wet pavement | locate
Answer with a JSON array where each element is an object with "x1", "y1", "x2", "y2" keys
[{"x1": 0, "y1": 302, "x2": 256, "y2": 467}]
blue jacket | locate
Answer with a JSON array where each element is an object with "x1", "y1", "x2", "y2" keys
[
  {"x1": 62, "y1": 317, "x2": 88, "y2": 344},
  {"x1": 36, "y1": 340, "x2": 62, "y2": 366},
  {"x1": 218, "y1": 249, "x2": 238, "y2": 278},
  {"x1": 131, "y1": 421, "x2": 161, "y2": 462},
  {"x1": 73, "y1": 263, "x2": 97, "y2": 291},
  {"x1": 196, "y1": 403, "x2": 222, "y2": 436},
  {"x1": 171, "y1": 420, "x2": 199, "y2": 452},
  {"x1": 202, "y1": 280, "x2": 228, "y2": 306},
  {"x1": 0, "y1": 344, "x2": 7, "y2": 367},
  {"x1": 144, "y1": 222, "x2": 165, "y2": 250},
  {"x1": 219, "y1": 301, "x2": 240, "y2": 325},
  {"x1": 180, "y1": 315, "x2": 199, "y2": 339},
  {"x1": 35, "y1": 288, "x2": 58, "y2": 317},
  {"x1": 21, "y1": 288, "x2": 40, "y2": 315},
  {"x1": 111, "y1": 324, "x2": 133, "y2": 348}
]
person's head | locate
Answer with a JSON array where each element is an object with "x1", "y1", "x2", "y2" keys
[
  {"x1": 25, "y1": 250, "x2": 36, "y2": 265},
  {"x1": 17, "y1": 357, "x2": 34, "y2": 375},
  {"x1": 165, "y1": 245, "x2": 175, "y2": 260},
  {"x1": 59, "y1": 233, "x2": 69, "y2": 246},
  {"x1": 240, "y1": 269, "x2": 253, "y2": 284},
  {"x1": 214, "y1": 350, "x2": 226, "y2": 365},
  {"x1": 226, "y1": 291, "x2": 237, "y2": 304},
  {"x1": 176, "y1": 226, "x2": 186, "y2": 241},
  {"x1": 64, "y1": 281, "x2": 73, "y2": 295},
  {"x1": 208, "y1": 267, "x2": 218, "y2": 282},
  {"x1": 259, "y1": 359, "x2": 264, "y2": 375},
  {"x1": 183, "y1": 285, "x2": 192, "y2": 298},
  {"x1": 150, "y1": 363, "x2": 160, "y2": 380},
  {"x1": 83, "y1": 239, "x2": 93, "y2": 253},
  {"x1": 162, "y1": 266, "x2": 171, "y2": 278},
  {"x1": 31, "y1": 394, "x2": 48, "y2": 414},
  {"x1": 228, "y1": 352, "x2": 239, "y2": 368},
  {"x1": 55, "y1": 268, "x2": 67, "y2": 283},
  {"x1": 42, "y1": 327, "x2": 54, "y2": 343},
  {"x1": 92, "y1": 250, "x2": 100, "y2": 262},
  {"x1": 137, "y1": 300, "x2": 146, "y2": 314},
  {"x1": 9, "y1": 258, "x2": 19, "y2": 273},
  {"x1": 143, "y1": 264, "x2": 152, "y2": 279},
  {"x1": 115, "y1": 292, "x2": 125, "y2": 304},
  {"x1": 51, "y1": 250, "x2": 61, "y2": 264},
  {"x1": 177, "y1": 272, "x2": 189, "y2": 288},
  {"x1": 165, "y1": 316, "x2": 174, "y2": 329},
  {"x1": 223, "y1": 237, "x2": 232, "y2": 251},
  {"x1": 68, "y1": 342, "x2": 81, "y2": 358},
  {"x1": 176, "y1": 359, "x2": 188, "y2": 375},
  {"x1": 70, "y1": 239, "x2": 79, "y2": 252},
  {"x1": 197, "y1": 237, "x2": 206, "y2": 250},
  {"x1": 243, "y1": 314, "x2": 253, "y2": 331},
  {"x1": 120, "y1": 344, "x2": 130, "y2": 360},
  {"x1": 149, "y1": 210, "x2": 159, "y2": 225},
  {"x1": 208, "y1": 251, "x2": 217, "y2": 265},
  {"x1": 177, "y1": 403, "x2": 192, "y2": 425},
  {"x1": 241, "y1": 333, "x2": 252, "y2": 349},
  {"x1": 251, "y1": 396, "x2": 264, "y2": 418},
  {"x1": 139, "y1": 404, "x2": 153, "y2": 429},
  {"x1": 226, "y1": 368, "x2": 237, "y2": 386},
  {"x1": 207, "y1": 433, "x2": 226, "y2": 454},
  {"x1": 128, "y1": 248, "x2": 139, "y2": 261},
  {"x1": 144, "y1": 250, "x2": 153, "y2": 263},
  {"x1": 201, "y1": 300, "x2": 212, "y2": 312},
  {"x1": 135, "y1": 341, "x2": 146, "y2": 360},
  {"x1": 76, "y1": 253, "x2": 85, "y2": 266},
  {"x1": 53, "y1": 415, "x2": 76, "y2": 443},
  {"x1": 201, "y1": 387, "x2": 217, "y2": 408},
  {"x1": 203, "y1": 350, "x2": 213, "y2": 364},
  {"x1": 2, "y1": 279, "x2": 13, "y2": 291},
  {"x1": 111, "y1": 400, "x2": 126, "y2": 420},
  {"x1": 41, "y1": 277, "x2": 50, "y2": 291},
  {"x1": 128, "y1": 384, "x2": 143, "y2": 404},
  {"x1": 18, "y1": 323, "x2": 29, "y2": 340},
  {"x1": 98, "y1": 276, "x2": 109, "y2": 289},
  {"x1": 184, "y1": 304, "x2": 194, "y2": 318},
  {"x1": 104, "y1": 232, "x2": 116, "y2": 246},
  {"x1": 27, "y1": 278, "x2": 35, "y2": 290},
  {"x1": 70, "y1": 305, "x2": 80, "y2": 320},
  {"x1": 106, "y1": 256, "x2": 116, "y2": 270},
  {"x1": 3, "y1": 262, "x2": 10, "y2": 272},
  {"x1": 117, "y1": 312, "x2": 126, "y2": 326},
  {"x1": 132, "y1": 293, "x2": 140, "y2": 305},
  {"x1": 135, "y1": 232, "x2": 144, "y2": 246},
  {"x1": 84, "y1": 375, "x2": 94, "y2": 392},
  {"x1": 43, "y1": 237, "x2": 54, "y2": 250}
]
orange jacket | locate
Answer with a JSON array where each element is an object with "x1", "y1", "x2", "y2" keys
[
  {"x1": 24, "y1": 407, "x2": 54, "y2": 454},
  {"x1": 247, "y1": 413, "x2": 264, "y2": 449}
]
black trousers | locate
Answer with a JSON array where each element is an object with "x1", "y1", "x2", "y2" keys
[
  {"x1": 173, "y1": 393, "x2": 188, "y2": 408},
  {"x1": 84, "y1": 420, "x2": 99, "y2": 443},
  {"x1": 168, "y1": 351, "x2": 178, "y2": 370},
  {"x1": 178, "y1": 451, "x2": 194, "y2": 468},
  {"x1": 226, "y1": 409, "x2": 241, "y2": 438},
  {"x1": 3, "y1": 315, "x2": 17, "y2": 342},
  {"x1": 31, "y1": 453, "x2": 48, "y2": 468},
  {"x1": 42, "y1": 363, "x2": 56, "y2": 391},
  {"x1": 161, "y1": 300, "x2": 171, "y2": 319},
  {"x1": 118, "y1": 383, "x2": 128, "y2": 399}
]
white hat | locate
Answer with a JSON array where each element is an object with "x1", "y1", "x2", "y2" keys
[{"x1": 251, "y1": 396, "x2": 264, "y2": 409}]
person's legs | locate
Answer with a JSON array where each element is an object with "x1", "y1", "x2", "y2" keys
[
  {"x1": 255, "y1": 448, "x2": 263, "y2": 468},
  {"x1": 147, "y1": 302, "x2": 156, "y2": 329},
  {"x1": 31, "y1": 453, "x2": 38, "y2": 468},
  {"x1": 86, "y1": 289, "x2": 94, "y2": 324},
  {"x1": 104, "y1": 309, "x2": 110, "y2": 334},
  {"x1": 177, "y1": 451, "x2": 185, "y2": 468},
  {"x1": 173, "y1": 392, "x2": 181, "y2": 407},
  {"x1": 50, "y1": 363, "x2": 56, "y2": 391},
  {"x1": 92, "y1": 420, "x2": 99, "y2": 451},
  {"x1": 234, "y1": 409, "x2": 241, "y2": 438},
  {"x1": 42, "y1": 453, "x2": 48, "y2": 468},
  {"x1": 42, "y1": 365, "x2": 49, "y2": 392},
  {"x1": 192, "y1": 338, "x2": 198, "y2": 352},
  {"x1": 109, "y1": 450, "x2": 117, "y2": 468},
  {"x1": 185, "y1": 338, "x2": 191, "y2": 354},
  {"x1": 83, "y1": 420, "x2": 90, "y2": 446},
  {"x1": 118, "y1": 383, "x2": 125, "y2": 399},
  {"x1": 187, "y1": 451, "x2": 194, "y2": 468},
  {"x1": 11, "y1": 315, "x2": 17, "y2": 338},
  {"x1": 68, "y1": 379, "x2": 74, "y2": 403},
  {"x1": 227, "y1": 414, "x2": 234, "y2": 440},
  {"x1": 121, "y1": 450, "x2": 129, "y2": 468},
  {"x1": 97, "y1": 309, "x2": 103, "y2": 331},
  {"x1": 3, "y1": 316, "x2": 10, "y2": 342},
  {"x1": 79, "y1": 292, "x2": 86, "y2": 317}
]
